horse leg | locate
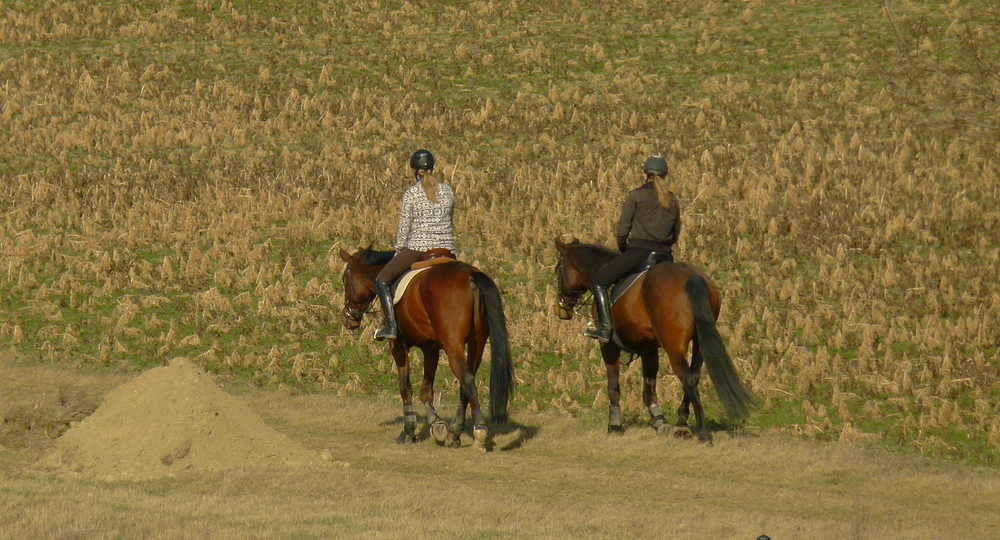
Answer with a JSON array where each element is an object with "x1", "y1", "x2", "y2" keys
[
  {"x1": 640, "y1": 352, "x2": 669, "y2": 434},
  {"x1": 444, "y1": 347, "x2": 485, "y2": 450},
  {"x1": 391, "y1": 339, "x2": 417, "y2": 444},
  {"x1": 420, "y1": 348, "x2": 448, "y2": 443},
  {"x1": 466, "y1": 330, "x2": 489, "y2": 452},
  {"x1": 662, "y1": 342, "x2": 707, "y2": 441},
  {"x1": 677, "y1": 340, "x2": 705, "y2": 430},
  {"x1": 601, "y1": 341, "x2": 624, "y2": 434}
]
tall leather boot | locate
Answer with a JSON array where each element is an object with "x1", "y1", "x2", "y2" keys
[
  {"x1": 583, "y1": 284, "x2": 612, "y2": 343},
  {"x1": 373, "y1": 281, "x2": 398, "y2": 341}
]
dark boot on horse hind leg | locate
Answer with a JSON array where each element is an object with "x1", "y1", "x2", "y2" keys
[
  {"x1": 583, "y1": 285, "x2": 612, "y2": 343},
  {"x1": 648, "y1": 404, "x2": 671, "y2": 435},
  {"x1": 397, "y1": 403, "x2": 417, "y2": 444},
  {"x1": 374, "y1": 281, "x2": 397, "y2": 342}
]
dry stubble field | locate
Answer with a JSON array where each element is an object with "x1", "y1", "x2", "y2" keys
[{"x1": 1, "y1": 0, "x2": 1000, "y2": 537}]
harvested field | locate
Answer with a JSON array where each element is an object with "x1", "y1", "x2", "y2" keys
[{"x1": 0, "y1": 2, "x2": 999, "y2": 530}]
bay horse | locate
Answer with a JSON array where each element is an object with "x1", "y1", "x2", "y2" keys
[
  {"x1": 339, "y1": 247, "x2": 514, "y2": 451},
  {"x1": 554, "y1": 237, "x2": 752, "y2": 441}
]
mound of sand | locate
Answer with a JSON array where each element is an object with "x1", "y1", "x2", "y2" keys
[{"x1": 42, "y1": 358, "x2": 315, "y2": 479}]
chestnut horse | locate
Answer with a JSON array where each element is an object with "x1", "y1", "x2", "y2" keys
[
  {"x1": 554, "y1": 237, "x2": 752, "y2": 441},
  {"x1": 339, "y1": 247, "x2": 514, "y2": 450}
]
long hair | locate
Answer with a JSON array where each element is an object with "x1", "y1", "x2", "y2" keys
[
  {"x1": 651, "y1": 175, "x2": 672, "y2": 211},
  {"x1": 417, "y1": 170, "x2": 439, "y2": 204}
]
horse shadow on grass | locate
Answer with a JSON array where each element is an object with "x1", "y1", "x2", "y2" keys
[
  {"x1": 378, "y1": 415, "x2": 540, "y2": 452},
  {"x1": 604, "y1": 411, "x2": 747, "y2": 442}
]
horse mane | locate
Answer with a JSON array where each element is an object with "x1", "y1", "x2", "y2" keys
[
  {"x1": 566, "y1": 242, "x2": 617, "y2": 280},
  {"x1": 575, "y1": 242, "x2": 617, "y2": 260},
  {"x1": 362, "y1": 249, "x2": 395, "y2": 267}
]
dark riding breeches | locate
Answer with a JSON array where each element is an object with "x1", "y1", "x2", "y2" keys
[{"x1": 594, "y1": 247, "x2": 673, "y2": 287}]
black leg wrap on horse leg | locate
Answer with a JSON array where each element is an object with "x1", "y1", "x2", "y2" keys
[
  {"x1": 608, "y1": 405, "x2": 623, "y2": 433},
  {"x1": 472, "y1": 408, "x2": 485, "y2": 429},
  {"x1": 648, "y1": 404, "x2": 665, "y2": 427},
  {"x1": 397, "y1": 403, "x2": 417, "y2": 444}
]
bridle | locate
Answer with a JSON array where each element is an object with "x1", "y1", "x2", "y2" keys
[
  {"x1": 555, "y1": 254, "x2": 591, "y2": 318},
  {"x1": 341, "y1": 263, "x2": 375, "y2": 325}
]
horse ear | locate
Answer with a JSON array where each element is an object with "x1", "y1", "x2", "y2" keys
[
  {"x1": 364, "y1": 243, "x2": 373, "y2": 251},
  {"x1": 339, "y1": 248, "x2": 352, "y2": 263},
  {"x1": 556, "y1": 235, "x2": 577, "y2": 254},
  {"x1": 555, "y1": 236, "x2": 568, "y2": 254}
]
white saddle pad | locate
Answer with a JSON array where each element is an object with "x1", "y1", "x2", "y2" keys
[{"x1": 393, "y1": 266, "x2": 432, "y2": 304}]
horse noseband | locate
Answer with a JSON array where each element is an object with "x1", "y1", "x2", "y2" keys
[{"x1": 342, "y1": 301, "x2": 369, "y2": 324}]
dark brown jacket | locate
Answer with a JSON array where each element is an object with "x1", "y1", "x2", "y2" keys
[{"x1": 615, "y1": 182, "x2": 681, "y2": 253}]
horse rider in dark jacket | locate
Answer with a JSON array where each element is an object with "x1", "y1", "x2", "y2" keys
[{"x1": 584, "y1": 155, "x2": 680, "y2": 342}]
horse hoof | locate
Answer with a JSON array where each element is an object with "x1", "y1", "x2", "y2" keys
[
  {"x1": 472, "y1": 427, "x2": 488, "y2": 453},
  {"x1": 430, "y1": 421, "x2": 449, "y2": 444},
  {"x1": 445, "y1": 432, "x2": 462, "y2": 448},
  {"x1": 607, "y1": 424, "x2": 624, "y2": 435},
  {"x1": 672, "y1": 426, "x2": 692, "y2": 439},
  {"x1": 396, "y1": 431, "x2": 416, "y2": 444},
  {"x1": 656, "y1": 424, "x2": 673, "y2": 436},
  {"x1": 697, "y1": 432, "x2": 713, "y2": 444},
  {"x1": 651, "y1": 415, "x2": 666, "y2": 430}
]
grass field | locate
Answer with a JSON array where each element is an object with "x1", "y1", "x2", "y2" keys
[{"x1": 1, "y1": 0, "x2": 999, "y2": 475}]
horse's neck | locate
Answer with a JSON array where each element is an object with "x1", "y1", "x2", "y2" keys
[
  {"x1": 573, "y1": 246, "x2": 616, "y2": 286},
  {"x1": 365, "y1": 265, "x2": 385, "y2": 283},
  {"x1": 357, "y1": 264, "x2": 385, "y2": 297}
]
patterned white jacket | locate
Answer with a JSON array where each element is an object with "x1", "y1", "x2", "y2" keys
[{"x1": 394, "y1": 181, "x2": 455, "y2": 252}]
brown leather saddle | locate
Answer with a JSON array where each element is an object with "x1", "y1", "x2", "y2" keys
[{"x1": 411, "y1": 248, "x2": 455, "y2": 270}]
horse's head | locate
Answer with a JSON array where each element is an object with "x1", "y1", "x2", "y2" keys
[
  {"x1": 554, "y1": 236, "x2": 586, "y2": 320},
  {"x1": 339, "y1": 246, "x2": 377, "y2": 330}
]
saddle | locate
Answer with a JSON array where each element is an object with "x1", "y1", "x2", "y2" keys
[
  {"x1": 391, "y1": 249, "x2": 457, "y2": 304},
  {"x1": 609, "y1": 251, "x2": 674, "y2": 305},
  {"x1": 412, "y1": 248, "x2": 455, "y2": 269}
]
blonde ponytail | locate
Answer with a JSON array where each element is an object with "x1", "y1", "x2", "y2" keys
[
  {"x1": 652, "y1": 176, "x2": 672, "y2": 211},
  {"x1": 419, "y1": 171, "x2": 439, "y2": 203}
]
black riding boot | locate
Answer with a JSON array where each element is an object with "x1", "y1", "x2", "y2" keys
[
  {"x1": 583, "y1": 284, "x2": 612, "y2": 343},
  {"x1": 374, "y1": 281, "x2": 398, "y2": 341}
]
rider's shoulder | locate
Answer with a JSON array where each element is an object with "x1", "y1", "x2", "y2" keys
[
  {"x1": 628, "y1": 182, "x2": 656, "y2": 195},
  {"x1": 402, "y1": 183, "x2": 423, "y2": 197}
]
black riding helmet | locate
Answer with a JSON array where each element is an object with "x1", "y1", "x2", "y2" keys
[
  {"x1": 410, "y1": 149, "x2": 435, "y2": 172},
  {"x1": 643, "y1": 155, "x2": 668, "y2": 177}
]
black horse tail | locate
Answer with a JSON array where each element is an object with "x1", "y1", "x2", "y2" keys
[
  {"x1": 472, "y1": 272, "x2": 514, "y2": 424},
  {"x1": 686, "y1": 274, "x2": 754, "y2": 420}
]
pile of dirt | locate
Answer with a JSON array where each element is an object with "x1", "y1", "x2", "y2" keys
[{"x1": 42, "y1": 358, "x2": 315, "y2": 479}]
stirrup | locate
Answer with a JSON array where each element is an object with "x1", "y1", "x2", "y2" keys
[
  {"x1": 583, "y1": 322, "x2": 611, "y2": 343},
  {"x1": 374, "y1": 323, "x2": 397, "y2": 342}
]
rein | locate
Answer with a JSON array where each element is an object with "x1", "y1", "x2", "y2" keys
[{"x1": 555, "y1": 255, "x2": 591, "y2": 318}]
